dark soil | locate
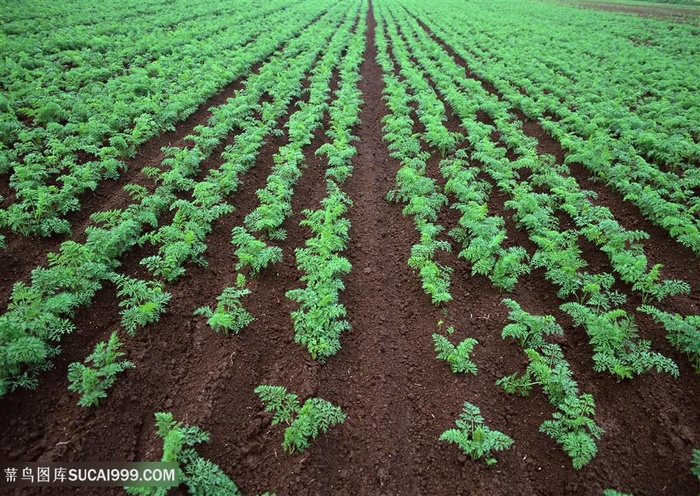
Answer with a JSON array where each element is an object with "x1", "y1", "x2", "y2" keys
[
  {"x1": 570, "y1": 0, "x2": 700, "y2": 24},
  {"x1": 0, "y1": 2, "x2": 698, "y2": 496}
]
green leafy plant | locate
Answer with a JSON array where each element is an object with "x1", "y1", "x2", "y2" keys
[
  {"x1": 125, "y1": 412, "x2": 242, "y2": 496},
  {"x1": 539, "y1": 394, "x2": 604, "y2": 470},
  {"x1": 286, "y1": 184, "x2": 353, "y2": 361},
  {"x1": 194, "y1": 274, "x2": 254, "y2": 335},
  {"x1": 139, "y1": 198, "x2": 232, "y2": 282},
  {"x1": 439, "y1": 401, "x2": 513, "y2": 465},
  {"x1": 692, "y1": 449, "x2": 700, "y2": 481},
  {"x1": 254, "y1": 385, "x2": 346, "y2": 453},
  {"x1": 231, "y1": 226, "x2": 283, "y2": 276},
  {"x1": 639, "y1": 305, "x2": 700, "y2": 373},
  {"x1": 491, "y1": 246, "x2": 531, "y2": 292},
  {"x1": 432, "y1": 334, "x2": 478, "y2": 374},
  {"x1": 561, "y1": 303, "x2": 679, "y2": 379},
  {"x1": 577, "y1": 273, "x2": 627, "y2": 312},
  {"x1": 497, "y1": 345, "x2": 579, "y2": 406},
  {"x1": 407, "y1": 221, "x2": 453, "y2": 305},
  {"x1": 501, "y1": 299, "x2": 563, "y2": 349},
  {"x1": 631, "y1": 263, "x2": 690, "y2": 304},
  {"x1": 112, "y1": 274, "x2": 171, "y2": 335},
  {"x1": 530, "y1": 229, "x2": 587, "y2": 299},
  {"x1": 67, "y1": 331, "x2": 134, "y2": 407}
]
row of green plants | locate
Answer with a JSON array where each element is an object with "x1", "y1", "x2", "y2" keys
[
  {"x1": 375, "y1": 3, "x2": 517, "y2": 468},
  {"x1": 139, "y1": 2, "x2": 353, "y2": 287},
  {"x1": 242, "y1": 7, "x2": 359, "y2": 244},
  {"x1": 64, "y1": 1, "x2": 366, "y2": 408},
  {"x1": 255, "y1": 385, "x2": 346, "y2": 453},
  {"x1": 286, "y1": 6, "x2": 366, "y2": 361},
  {"x1": 382, "y1": 10, "x2": 533, "y2": 294},
  {"x1": 374, "y1": 14, "x2": 698, "y2": 480},
  {"x1": 376, "y1": 16, "x2": 454, "y2": 306},
  {"x1": 287, "y1": 185, "x2": 353, "y2": 361},
  {"x1": 497, "y1": 299, "x2": 603, "y2": 469},
  {"x1": 445, "y1": 161, "x2": 530, "y2": 293},
  {"x1": 394, "y1": 0, "x2": 690, "y2": 306},
  {"x1": 0, "y1": 2, "x2": 357, "y2": 398},
  {"x1": 403, "y1": 0, "x2": 700, "y2": 255},
  {"x1": 0, "y1": 0, "x2": 325, "y2": 237},
  {"x1": 286, "y1": 2, "x2": 368, "y2": 362},
  {"x1": 379, "y1": 2, "x2": 605, "y2": 469},
  {"x1": 197, "y1": 1, "x2": 365, "y2": 344},
  {"x1": 412, "y1": 0, "x2": 700, "y2": 172},
  {"x1": 386, "y1": 2, "x2": 695, "y2": 379},
  {"x1": 66, "y1": 4, "x2": 356, "y2": 404}
]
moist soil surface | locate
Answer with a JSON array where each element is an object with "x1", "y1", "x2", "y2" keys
[
  {"x1": 1, "y1": 3, "x2": 699, "y2": 496},
  {"x1": 570, "y1": 0, "x2": 700, "y2": 24}
]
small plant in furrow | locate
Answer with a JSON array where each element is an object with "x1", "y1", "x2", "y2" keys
[
  {"x1": 500, "y1": 298, "x2": 564, "y2": 349},
  {"x1": 194, "y1": 274, "x2": 254, "y2": 335},
  {"x1": 112, "y1": 274, "x2": 171, "y2": 335},
  {"x1": 255, "y1": 385, "x2": 346, "y2": 453},
  {"x1": 692, "y1": 449, "x2": 700, "y2": 481},
  {"x1": 496, "y1": 299, "x2": 604, "y2": 469},
  {"x1": 124, "y1": 412, "x2": 245, "y2": 496},
  {"x1": 432, "y1": 333, "x2": 478, "y2": 375},
  {"x1": 603, "y1": 491, "x2": 634, "y2": 496},
  {"x1": 231, "y1": 227, "x2": 283, "y2": 276},
  {"x1": 498, "y1": 345, "x2": 579, "y2": 408},
  {"x1": 539, "y1": 393, "x2": 604, "y2": 470},
  {"x1": 439, "y1": 401, "x2": 514, "y2": 466},
  {"x1": 67, "y1": 331, "x2": 134, "y2": 408}
]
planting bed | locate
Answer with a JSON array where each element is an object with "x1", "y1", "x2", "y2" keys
[{"x1": 1, "y1": 0, "x2": 699, "y2": 495}]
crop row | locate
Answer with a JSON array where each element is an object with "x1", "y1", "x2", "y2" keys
[
  {"x1": 286, "y1": 3, "x2": 366, "y2": 361},
  {"x1": 375, "y1": 0, "x2": 699, "y2": 470},
  {"x1": 202, "y1": 0, "x2": 367, "y2": 363},
  {"x1": 0, "y1": 0, "x2": 359, "y2": 397},
  {"x1": 400, "y1": 0, "x2": 700, "y2": 254},
  {"x1": 383, "y1": 0, "x2": 698, "y2": 377},
  {"x1": 0, "y1": 0, "x2": 328, "y2": 238}
]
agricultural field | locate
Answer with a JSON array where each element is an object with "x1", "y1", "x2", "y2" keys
[{"x1": 1, "y1": 0, "x2": 699, "y2": 494}]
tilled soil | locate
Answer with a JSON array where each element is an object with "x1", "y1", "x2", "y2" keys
[
  {"x1": 570, "y1": 0, "x2": 700, "y2": 24},
  {"x1": 1, "y1": 3, "x2": 699, "y2": 496}
]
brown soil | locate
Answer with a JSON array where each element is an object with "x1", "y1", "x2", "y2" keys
[
  {"x1": 567, "y1": 0, "x2": 700, "y2": 24},
  {"x1": 1, "y1": 3, "x2": 699, "y2": 496}
]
